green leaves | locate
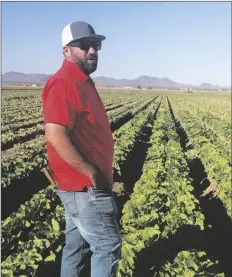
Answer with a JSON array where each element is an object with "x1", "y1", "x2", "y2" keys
[
  {"x1": 1, "y1": 269, "x2": 14, "y2": 277},
  {"x1": 25, "y1": 221, "x2": 30, "y2": 227},
  {"x1": 170, "y1": 97, "x2": 231, "y2": 219},
  {"x1": 55, "y1": 245, "x2": 63, "y2": 253},
  {"x1": 118, "y1": 97, "x2": 225, "y2": 277},
  {"x1": 51, "y1": 219, "x2": 60, "y2": 233},
  {"x1": 113, "y1": 100, "x2": 158, "y2": 177},
  {"x1": 1, "y1": 137, "x2": 47, "y2": 188},
  {"x1": 44, "y1": 251, "x2": 56, "y2": 262},
  {"x1": 160, "y1": 250, "x2": 224, "y2": 277},
  {"x1": 2, "y1": 91, "x2": 229, "y2": 277}
]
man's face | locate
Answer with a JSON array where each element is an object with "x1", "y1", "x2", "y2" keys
[{"x1": 64, "y1": 40, "x2": 101, "y2": 75}]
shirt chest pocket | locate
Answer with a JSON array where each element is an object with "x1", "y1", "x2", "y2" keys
[
  {"x1": 85, "y1": 98, "x2": 104, "y2": 125},
  {"x1": 77, "y1": 88, "x2": 106, "y2": 127},
  {"x1": 79, "y1": 102, "x2": 97, "y2": 126},
  {"x1": 87, "y1": 111, "x2": 95, "y2": 124}
]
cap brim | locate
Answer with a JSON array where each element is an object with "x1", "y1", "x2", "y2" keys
[{"x1": 74, "y1": 34, "x2": 106, "y2": 42}]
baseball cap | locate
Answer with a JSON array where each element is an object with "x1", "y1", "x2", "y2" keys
[{"x1": 62, "y1": 21, "x2": 106, "y2": 47}]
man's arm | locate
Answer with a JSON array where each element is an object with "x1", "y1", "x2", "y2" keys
[{"x1": 45, "y1": 123, "x2": 111, "y2": 189}]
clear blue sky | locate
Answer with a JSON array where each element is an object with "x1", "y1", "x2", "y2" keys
[{"x1": 2, "y1": 1, "x2": 231, "y2": 86}]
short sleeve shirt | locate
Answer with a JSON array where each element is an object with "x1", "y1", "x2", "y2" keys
[{"x1": 42, "y1": 59, "x2": 114, "y2": 191}]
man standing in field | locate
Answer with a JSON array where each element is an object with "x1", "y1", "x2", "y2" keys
[{"x1": 42, "y1": 21, "x2": 122, "y2": 277}]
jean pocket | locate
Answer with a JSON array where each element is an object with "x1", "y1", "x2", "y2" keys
[
  {"x1": 56, "y1": 191, "x2": 78, "y2": 218},
  {"x1": 87, "y1": 187, "x2": 118, "y2": 215},
  {"x1": 89, "y1": 186, "x2": 113, "y2": 195}
]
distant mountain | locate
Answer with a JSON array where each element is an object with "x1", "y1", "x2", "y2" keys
[
  {"x1": 200, "y1": 83, "x2": 220, "y2": 90},
  {"x1": 93, "y1": 75, "x2": 187, "y2": 88},
  {"x1": 2, "y1": 71, "x2": 229, "y2": 89},
  {"x1": 2, "y1": 71, "x2": 52, "y2": 84}
]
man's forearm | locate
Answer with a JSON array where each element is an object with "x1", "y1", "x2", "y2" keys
[{"x1": 47, "y1": 131, "x2": 97, "y2": 179}]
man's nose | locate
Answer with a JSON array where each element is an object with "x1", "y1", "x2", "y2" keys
[{"x1": 88, "y1": 47, "x2": 97, "y2": 54}]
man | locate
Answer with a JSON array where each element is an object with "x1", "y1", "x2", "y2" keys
[{"x1": 42, "y1": 21, "x2": 122, "y2": 277}]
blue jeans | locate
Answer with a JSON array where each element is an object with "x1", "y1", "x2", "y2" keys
[{"x1": 56, "y1": 187, "x2": 122, "y2": 277}]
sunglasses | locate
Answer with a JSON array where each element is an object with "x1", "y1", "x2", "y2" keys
[{"x1": 68, "y1": 40, "x2": 102, "y2": 51}]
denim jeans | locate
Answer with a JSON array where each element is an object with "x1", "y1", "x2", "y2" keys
[{"x1": 56, "y1": 187, "x2": 122, "y2": 277}]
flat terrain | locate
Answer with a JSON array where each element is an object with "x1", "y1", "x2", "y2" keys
[{"x1": 1, "y1": 88, "x2": 231, "y2": 277}]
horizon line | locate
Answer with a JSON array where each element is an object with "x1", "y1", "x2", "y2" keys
[{"x1": 2, "y1": 70, "x2": 231, "y2": 87}]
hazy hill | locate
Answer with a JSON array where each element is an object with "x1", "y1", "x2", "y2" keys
[
  {"x1": 2, "y1": 71, "x2": 229, "y2": 89},
  {"x1": 2, "y1": 72, "x2": 52, "y2": 84}
]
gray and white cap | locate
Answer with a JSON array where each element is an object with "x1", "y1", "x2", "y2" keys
[{"x1": 62, "y1": 21, "x2": 106, "y2": 47}]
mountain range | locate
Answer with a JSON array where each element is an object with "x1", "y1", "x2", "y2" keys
[{"x1": 2, "y1": 71, "x2": 230, "y2": 90}]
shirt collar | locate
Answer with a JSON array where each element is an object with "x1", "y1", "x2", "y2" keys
[
  {"x1": 62, "y1": 59, "x2": 88, "y2": 83},
  {"x1": 88, "y1": 77, "x2": 96, "y2": 87}
]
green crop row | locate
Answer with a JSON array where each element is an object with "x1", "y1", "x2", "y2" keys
[
  {"x1": 113, "y1": 100, "x2": 159, "y2": 176},
  {"x1": 169, "y1": 97, "x2": 231, "y2": 219},
  {"x1": 1, "y1": 97, "x2": 153, "y2": 189},
  {"x1": 1, "y1": 99, "x2": 159, "y2": 258},
  {"x1": 117, "y1": 99, "x2": 222, "y2": 277},
  {"x1": 1, "y1": 100, "x2": 160, "y2": 276}
]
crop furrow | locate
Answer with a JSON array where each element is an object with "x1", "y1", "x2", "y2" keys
[
  {"x1": 118, "y1": 99, "x2": 162, "y2": 193},
  {"x1": 167, "y1": 96, "x2": 232, "y2": 276},
  {"x1": 2, "y1": 128, "x2": 44, "y2": 151},
  {"x1": 1, "y1": 97, "x2": 157, "y2": 219},
  {"x1": 110, "y1": 96, "x2": 158, "y2": 132},
  {"x1": 1, "y1": 99, "x2": 160, "y2": 276},
  {"x1": 1, "y1": 99, "x2": 160, "y2": 257}
]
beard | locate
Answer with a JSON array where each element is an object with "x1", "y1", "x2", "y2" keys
[{"x1": 76, "y1": 54, "x2": 98, "y2": 76}]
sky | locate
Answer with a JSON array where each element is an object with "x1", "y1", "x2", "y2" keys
[{"x1": 2, "y1": 1, "x2": 231, "y2": 86}]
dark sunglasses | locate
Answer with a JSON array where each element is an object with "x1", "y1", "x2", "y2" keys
[{"x1": 68, "y1": 40, "x2": 102, "y2": 51}]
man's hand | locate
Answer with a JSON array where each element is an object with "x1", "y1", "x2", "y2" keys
[{"x1": 89, "y1": 167, "x2": 112, "y2": 189}]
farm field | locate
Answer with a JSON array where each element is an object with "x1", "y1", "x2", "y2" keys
[{"x1": 1, "y1": 88, "x2": 232, "y2": 277}]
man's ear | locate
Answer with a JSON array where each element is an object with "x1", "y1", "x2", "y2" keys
[{"x1": 63, "y1": 46, "x2": 70, "y2": 58}]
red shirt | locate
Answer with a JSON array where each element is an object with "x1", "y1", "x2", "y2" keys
[{"x1": 42, "y1": 59, "x2": 114, "y2": 191}]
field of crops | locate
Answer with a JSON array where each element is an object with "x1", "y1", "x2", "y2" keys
[{"x1": 1, "y1": 87, "x2": 232, "y2": 277}]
